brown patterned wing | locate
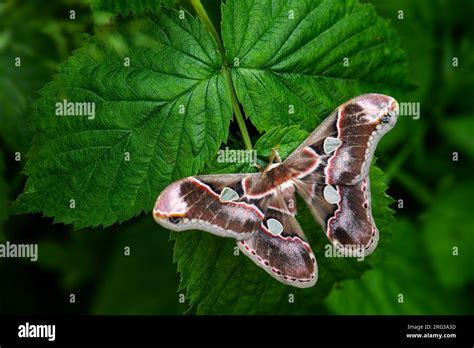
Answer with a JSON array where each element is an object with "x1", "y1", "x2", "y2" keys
[
  {"x1": 154, "y1": 172, "x2": 318, "y2": 287},
  {"x1": 328, "y1": 178, "x2": 379, "y2": 255},
  {"x1": 296, "y1": 177, "x2": 378, "y2": 257},
  {"x1": 238, "y1": 187, "x2": 317, "y2": 288},
  {"x1": 153, "y1": 173, "x2": 263, "y2": 240},
  {"x1": 284, "y1": 94, "x2": 399, "y2": 185}
]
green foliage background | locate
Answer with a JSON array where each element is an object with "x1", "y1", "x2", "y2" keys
[{"x1": 0, "y1": 0, "x2": 473, "y2": 314}]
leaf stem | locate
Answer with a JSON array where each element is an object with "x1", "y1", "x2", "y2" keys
[
  {"x1": 191, "y1": 0, "x2": 253, "y2": 151},
  {"x1": 191, "y1": 0, "x2": 224, "y2": 54},
  {"x1": 223, "y1": 69, "x2": 253, "y2": 150}
]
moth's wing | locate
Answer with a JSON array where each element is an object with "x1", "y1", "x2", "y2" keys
[
  {"x1": 195, "y1": 173, "x2": 258, "y2": 196},
  {"x1": 238, "y1": 187, "x2": 317, "y2": 288},
  {"x1": 284, "y1": 94, "x2": 398, "y2": 185},
  {"x1": 155, "y1": 173, "x2": 317, "y2": 287},
  {"x1": 154, "y1": 173, "x2": 264, "y2": 240},
  {"x1": 328, "y1": 178, "x2": 379, "y2": 255},
  {"x1": 282, "y1": 110, "x2": 338, "y2": 184},
  {"x1": 295, "y1": 177, "x2": 378, "y2": 256},
  {"x1": 292, "y1": 178, "x2": 335, "y2": 228}
]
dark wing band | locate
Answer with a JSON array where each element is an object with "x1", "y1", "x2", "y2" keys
[
  {"x1": 295, "y1": 177, "x2": 378, "y2": 256},
  {"x1": 154, "y1": 174, "x2": 263, "y2": 240},
  {"x1": 284, "y1": 94, "x2": 398, "y2": 185}
]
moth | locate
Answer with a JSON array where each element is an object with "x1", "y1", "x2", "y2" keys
[{"x1": 154, "y1": 94, "x2": 399, "y2": 288}]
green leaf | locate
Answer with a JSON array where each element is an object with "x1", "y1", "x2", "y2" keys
[
  {"x1": 173, "y1": 126, "x2": 394, "y2": 314},
  {"x1": 222, "y1": 0, "x2": 409, "y2": 132},
  {"x1": 324, "y1": 219, "x2": 470, "y2": 314},
  {"x1": 11, "y1": 10, "x2": 232, "y2": 229},
  {"x1": 253, "y1": 125, "x2": 309, "y2": 160}
]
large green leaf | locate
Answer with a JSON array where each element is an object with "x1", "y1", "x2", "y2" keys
[
  {"x1": 173, "y1": 126, "x2": 394, "y2": 314},
  {"x1": 222, "y1": 0, "x2": 408, "y2": 132},
  {"x1": 11, "y1": 10, "x2": 232, "y2": 229}
]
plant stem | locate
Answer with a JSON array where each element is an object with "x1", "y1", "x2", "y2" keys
[
  {"x1": 191, "y1": 0, "x2": 253, "y2": 151},
  {"x1": 222, "y1": 69, "x2": 253, "y2": 151},
  {"x1": 191, "y1": 0, "x2": 224, "y2": 54}
]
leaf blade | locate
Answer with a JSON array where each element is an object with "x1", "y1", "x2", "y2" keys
[
  {"x1": 12, "y1": 10, "x2": 232, "y2": 229},
  {"x1": 222, "y1": 0, "x2": 409, "y2": 132}
]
